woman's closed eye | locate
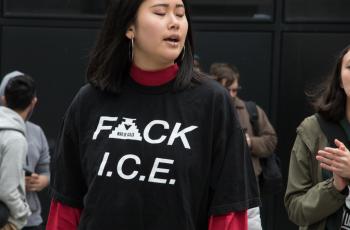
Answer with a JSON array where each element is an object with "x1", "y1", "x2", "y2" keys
[
  {"x1": 154, "y1": 11, "x2": 166, "y2": 16},
  {"x1": 154, "y1": 12, "x2": 184, "y2": 18}
]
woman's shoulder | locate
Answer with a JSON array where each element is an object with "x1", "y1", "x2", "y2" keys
[
  {"x1": 65, "y1": 83, "x2": 103, "y2": 114},
  {"x1": 296, "y1": 114, "x2": 326, "y2": 151},
  {"x1": 76, "y1": 83, "x2": 99, "y2": 97},
  {"x1": 297, "y1": 114, "x2": 321, "y2": 136},
  {"x1": 298, "y1": 114, "x2": 320, "y2": 129},
  {"x1": 72, "y1": 83, "x2": 104, "y2": 104}
]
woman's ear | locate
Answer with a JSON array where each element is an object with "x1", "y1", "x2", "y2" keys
[{"x1": 126, "y1": 27, "x2": 134, "y2": 39}]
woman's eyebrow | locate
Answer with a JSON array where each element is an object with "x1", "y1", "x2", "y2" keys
[{"x1": 151, "y1": 3, "x2": 185, "y2": 9}]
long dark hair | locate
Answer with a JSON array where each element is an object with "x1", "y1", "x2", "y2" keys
[
  {"x1": 86, "y1": 0, "x2": 198, "y2": 94},
  {"x1": 308, "y1": 45, "x2": 350, "y2": 122}
]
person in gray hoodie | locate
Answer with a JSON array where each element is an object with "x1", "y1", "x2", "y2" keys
[
  {"x1": 0, "y1": 72, "x2": 50, "y2": 230},
  {"x1": 0, "y1": 74, "x2": 37, "y2": 230}
]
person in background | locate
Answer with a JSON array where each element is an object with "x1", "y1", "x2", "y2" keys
[
  {"x1": 0, "y1": 71, "x2": 50, "y2": 230},
  {"x1": 285, "y1": 45, "x2": 350, "y2": 229},
  {"x1": 0, "y1": 75, "x2": 36, "y2": 230},
  {"x1": 210, "y1": 62, "x2": 277, "y2": 230},
  {"x1": 46, "y1": 0, "x2": 260, "y2": 229}
]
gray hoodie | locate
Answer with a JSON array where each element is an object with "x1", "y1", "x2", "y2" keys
[
  {"x1": 0, "y1": 71, "x2": 24, "y2": 98},
  {"x1": 0, "y1": 71, "x2": 50, "y2": 227},
  {"x1": 0, "y1": 106, "x2": 31, "y2": 229}
]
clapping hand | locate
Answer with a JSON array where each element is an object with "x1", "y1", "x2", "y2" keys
[{"x1": 316, "y1": 139, "x2": 350, "y2": 191}]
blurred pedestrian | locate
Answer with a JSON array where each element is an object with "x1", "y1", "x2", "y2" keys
[
  {"x1": 0, "y1": 71, "x2": 50, "y2": 230},
  {"x1": 0, "y1": 75, "x2": 36, "y2": 230}
]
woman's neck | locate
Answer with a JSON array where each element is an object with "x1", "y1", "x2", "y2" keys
[
  {"x1": 130, "y1": 63, "x2": 179, "y2": 86},
  {"x1": 133, "y1": 56, "x2": 175, "y2": 71}
]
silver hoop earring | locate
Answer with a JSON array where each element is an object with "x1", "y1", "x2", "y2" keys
[
  {"x1": 181, "y1": 45, "x2": 185, "y2": 61},
  {"x1": 129, "y1": 37, "x2": 134, "y2": 61}
]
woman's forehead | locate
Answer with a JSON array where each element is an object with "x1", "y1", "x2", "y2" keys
[{"x1": 141, "y1": 0, "x2": 185, "y2": 7}]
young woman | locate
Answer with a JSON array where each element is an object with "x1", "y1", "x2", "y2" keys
[
  {"x1": 316, "y1": 46, "x2": 350, "y2": 182},
  {"x1": 285, "y1": 45, "x2": 350, "y2": 230},
  {"x1": 47, "y1": 1, "x2": 259, "y2": 229}
]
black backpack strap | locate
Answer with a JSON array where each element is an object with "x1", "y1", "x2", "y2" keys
[
  {"x1": 245, "y1": 101, "x2": 283, "y2": 193},
  {"x1": 244, "y1": 100, "x2": 259, "y2": 136},
  {"x1": 315, "y1": 113, "x2": 350, "y2": 149}
]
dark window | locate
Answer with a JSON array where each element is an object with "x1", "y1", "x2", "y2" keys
[
  {"x1": 285, "y1": 0, "x2": 350, "y2": 22},
  {"x1": 189, "y1": 0, "x2": 273, "y2": 22},
  {"x1": 4, "y1": 0, "x2": 107, "y2": 18}
]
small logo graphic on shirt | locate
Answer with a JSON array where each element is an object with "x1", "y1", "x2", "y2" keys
[{"x1": 109, "y1": 118, "x2": 142, "y2": 141}]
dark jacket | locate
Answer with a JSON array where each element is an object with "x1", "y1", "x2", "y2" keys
[{"x1": 233, "y1": 97, "x2": 277, "y2": 176}]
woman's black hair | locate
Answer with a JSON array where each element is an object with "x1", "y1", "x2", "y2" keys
[
  {"x1": 86, "y1": 0, "x2": 199, "y2": 94},
  {"x1": 308, "y1": 44, "x2": 350, "y2": 122}
]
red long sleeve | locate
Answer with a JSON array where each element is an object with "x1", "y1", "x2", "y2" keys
[
  {"x1": 208, "y1": 211, "x2": 248, "y2": 230},
  {"x1": 46, "y1": 199, "x2": 247, "y2": 230},
  {"x1": 46, "y1": 200, "x2": 82, "y2": 230}
]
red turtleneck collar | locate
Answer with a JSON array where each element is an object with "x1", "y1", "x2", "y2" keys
[{"x1": 130, "y1": 64, "x2": 179, "y2": 86}]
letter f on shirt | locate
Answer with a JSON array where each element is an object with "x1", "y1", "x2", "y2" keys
[{"x1": 93, "y1": 116, "x2": 118, "y2": 140}]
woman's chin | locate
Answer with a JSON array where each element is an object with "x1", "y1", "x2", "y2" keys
[{"x1": 161, "y1": 53, "x2": 181, "y2": 63}]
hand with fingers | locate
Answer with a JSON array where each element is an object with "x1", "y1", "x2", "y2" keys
[
  {"x1": 316, "y1": 139, "x2": 350, "y2": 191},
  {"x1": 25, "y1": 173, "x2": 49, "y2": 192}
]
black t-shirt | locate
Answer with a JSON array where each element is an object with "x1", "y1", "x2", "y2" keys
[{"x1": 51, "y1": 77, "x2": 259, "y2": 230}]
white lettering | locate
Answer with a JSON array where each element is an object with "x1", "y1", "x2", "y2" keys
[
  {"x1": 93, "y1": 116, "x2": 118, "y2": 140},
  {"x1": 97, "y1": 152, "x2": 110, "y2": 176},
  {"x1": 92, "y1": 116, "x2": 199, "y2": 150},
  {"x1": 148, "y1": 158, "x2": 174, "y2": 184},
  {"x1": 143, "y1": 120, "x2": 169, "y2": 144},
  {"x1": 117, "y1": 154, "x2": 140, "y2": 180},
  {"x1": 167, "y1": 123, "x2": 198, "y2": 149}
]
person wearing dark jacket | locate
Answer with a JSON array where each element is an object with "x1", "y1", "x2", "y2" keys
[
  {"x1": 210, "y1": 62, "x2": 277, "y2": 230},
  {"x1": 210, "y1": 63, "x2": 277, "y2": 177}
]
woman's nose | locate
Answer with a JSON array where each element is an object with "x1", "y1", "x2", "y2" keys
[{"x1": 168, "y1": 14, "x2": 180, "y2": 30}]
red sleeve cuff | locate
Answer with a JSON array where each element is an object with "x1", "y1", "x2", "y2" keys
[
  {"x1": 46, "y1": 199, "x2": 83, "y2": 230},
  {"x1": 208, "y1": 210, "x2": 248, "y2": 230}
]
